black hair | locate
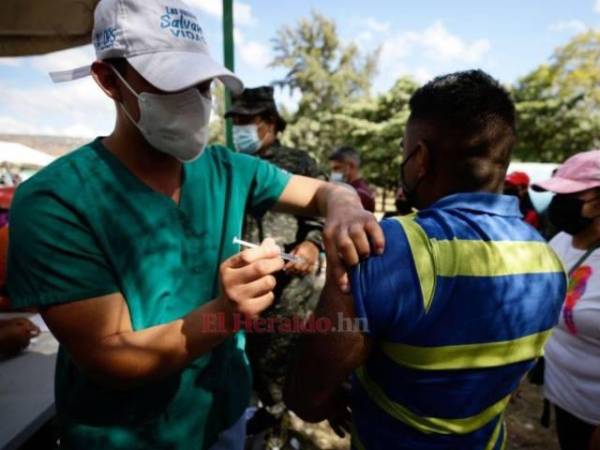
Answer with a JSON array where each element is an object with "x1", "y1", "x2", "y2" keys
[
  {"x1": 258, "y1": 111, "x2": 286, "y2": 132},
  {"x1": 102, "y1": 57, "x2": 128, "y2": 75},
  {"x1": 329, "y1": 146, "x2": 360, "y2": 165},
  {"x1": 409, "y1": 69, "x2": 516, "y2": 191}
]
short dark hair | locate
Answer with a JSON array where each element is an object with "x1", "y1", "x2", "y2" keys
[
  {"x1": 409, "y1": 69, "x2": 516, "y2": 191},
  {"x1": 329, "y1": 146, "x2": 360, "y2": 165},
  {"x1": 103, "y1": 57, "x2": 128, "y2": 75},
  {"x1": 258, "y1": 111, "x2": 286, "y2": 132}
]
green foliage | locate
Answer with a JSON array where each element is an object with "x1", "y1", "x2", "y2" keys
[
  {"x1": 512, "y1": 31, "x2": 600, "y2": 162},
  {"x1": 271, "y1": 11, "x2": 378, "y2": 117},
  {"x1": 271, "y1": 12, "x2": 419, "y2": 190},
  {"x1": 277, "y1": 77, "x2": 417, "y2": 190},
  {"x1": 333, "y1": 77, "x2": 418, "y2": 190},
  {"x1": 208, "y1": 83, "x2": 226, "y2": 146},
  {"x1": 212, "y1": 12, "x2": 600, "y2": 190},
  {"x1": 271, "y1": 12, "x2": 383, "y2": 166}
]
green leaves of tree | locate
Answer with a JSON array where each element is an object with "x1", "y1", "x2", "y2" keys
[
  {"x1": 212, "y1": 14, "x2": 600, "y2": 187},
  {"x1": 512, "y1": 31, "x2": 600, "y2": 162}
]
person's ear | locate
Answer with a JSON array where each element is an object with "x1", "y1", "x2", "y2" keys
[
  {"x1": 91, "y1": 60, "x2": 123, "y2": 102},
  {"x1": 256, "y1": 117, "x2": 275, "y2": 140},
  {"x1": 582, "y1": 189, "x2": 600, "y2": 218},
  {"x1": 347, "y1": 159, "x2": 359, "y2": 174},
  {"x1": 583, "y1": 199, "x2": 600, "y2": 219},
  {"x1": 264, "y1": 118, "x2": 277, "y2": 138}
]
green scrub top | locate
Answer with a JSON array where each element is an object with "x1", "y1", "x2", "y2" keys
[{"x1": 7, "y1": 138, "x2": 291, "y2": 450}]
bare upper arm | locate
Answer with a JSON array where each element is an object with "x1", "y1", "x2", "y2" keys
[{"x1": 272, "y1": 175, "x2": 326, "y2": 216}]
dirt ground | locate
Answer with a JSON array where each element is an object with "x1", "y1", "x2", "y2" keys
[
  {"x1": 287, "y1": 381, "x2": 560, "y2": 450},
  {"x1": 505, "y1": 382, "x2": 559, "y2": 450}
]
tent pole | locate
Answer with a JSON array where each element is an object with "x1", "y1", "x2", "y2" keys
[{"x1": 223, "y1": 0, "x2": 235, "y2": 149}]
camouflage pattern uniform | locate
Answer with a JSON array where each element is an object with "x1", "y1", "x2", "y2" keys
[{"x1": 244, "y1": 141, "x2": 325, "y2": 439}]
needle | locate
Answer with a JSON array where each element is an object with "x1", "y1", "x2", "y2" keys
[{"x1": 232, "y1": 237, "x2": 305, "y2": 264}]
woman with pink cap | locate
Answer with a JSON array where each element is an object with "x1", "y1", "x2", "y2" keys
[{"x1": 534, "y1": 150, "x2": 600, "y2": 450}]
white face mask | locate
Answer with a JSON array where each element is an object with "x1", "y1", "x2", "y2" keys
[
  {"x1": 233, "y1": 124, "x2": 263, "y2": 154},
  {"x1": 330, "y1": 171, "x2": 345, "y2": 182},
  {"x1": 112, "y1": 67, "x2": 212, "y2": 162}
]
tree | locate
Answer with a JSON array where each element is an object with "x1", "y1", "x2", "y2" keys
[
  {"x1": 271, "y1": 11, "x2": 379, "y2": 163},
  {"x1": 208, "y1": 82, "x2": 226, "y2": 146},
  {"x1": 333, "y1": 77, "x2": 418, "y2": 191},
  {"x1": 512, "y1": 31, "x2": 600, "y2": 162}
]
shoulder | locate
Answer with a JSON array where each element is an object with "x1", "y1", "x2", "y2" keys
[
  {"x1": 270, "y1": 145, "x2": 318, "y2": 172},
  {"x1": 365, "y1": 217, "x2": 421, "y2": 275},
  {"x1": 350, "y1": 217, "x2": 423, "y2": 336},
  {"x1": 20, "y1": 141, "x2": 99, "y2": 186},
  {"x1": 199, "y1": 144, "x2": 238, "y2": 164},
  {"x1": 380, "y1": 217, "x2": 411, "y2": 245},
  {"x1": 352, "y1": 178, "x2": 372, "y2": 189},
  {"x1": 12, "y1": 141, "x2": 100, "y2": 211},
  {"x1": 351, "y1": 179, "x2": 375, "y2": 197},
  {"x1": 355, "y1": 217, "x2": 416, "y2": 279},
  {"x1": 549, "y1": 232, "x2": 572, "y2": 254},
  {"x1": 198, "y1": 145, "x2": 290, "y2": 198},
  {"x1": 200, "y1": 144, "x2": 262, "y2": 170},
  {"x1": 282, "y1": 146, "x2": 313, "y2": 161}
]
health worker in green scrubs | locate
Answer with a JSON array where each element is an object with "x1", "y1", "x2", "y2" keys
[{"x1": 6, "y1": 1, "x2": 384, "y2": 449}]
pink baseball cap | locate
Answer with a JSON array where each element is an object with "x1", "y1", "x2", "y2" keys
[{"x1": 533, "y1": 150, "x2": 600, "y2": 194}]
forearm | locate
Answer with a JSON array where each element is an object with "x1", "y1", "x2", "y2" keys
[
  {"x1": 41, "y1": 241, "x2": 284, "y2": 391},
  {"x1": 284, "y1": 278, "x2": 369, "y2": 421},
  {"x1": 285, "y1": 331, "x2": 361, "y2": 422},
  {"x1": 85, "y1": 298, "x2": 234, "y2": 389}
]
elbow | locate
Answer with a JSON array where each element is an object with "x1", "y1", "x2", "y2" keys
[
  {"x1": 80, "y1": 359, "x2": 152, "y2": 391},
  {"x1": 76, "y1": 347, "x2": 168, "y2": 391}
]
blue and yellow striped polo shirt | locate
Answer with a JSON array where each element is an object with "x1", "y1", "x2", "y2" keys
[{"x1": 350, "y1": 193, "x2": 566, "y2": 450}]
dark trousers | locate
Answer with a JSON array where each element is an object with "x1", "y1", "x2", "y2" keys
[{"x1": 555, "y1": 405, "x2": 596, "y2": 450}]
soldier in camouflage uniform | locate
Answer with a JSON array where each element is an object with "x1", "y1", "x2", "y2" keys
[{"x1": 226, "y1": 86, "x2": 325, "y2": 448}]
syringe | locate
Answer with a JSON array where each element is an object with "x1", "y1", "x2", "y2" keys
[{"x1": 232, "y1": 237, "x2": 305, "y2": 264}]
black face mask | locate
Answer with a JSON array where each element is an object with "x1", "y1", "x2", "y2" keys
[
  {"x1": 548, "y1": 195, "x2": 592, "y2": 235},
  {"x1": 400, "y1": 149, "x2": 424, "y2": 208}
]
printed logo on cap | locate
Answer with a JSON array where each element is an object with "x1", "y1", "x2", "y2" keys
[
  {"x1": 94, "y1": 27, "x2": 118, "y2": 51},
  {"x1": 161, "y1": 6, "x2": 207, "y2": 44}
]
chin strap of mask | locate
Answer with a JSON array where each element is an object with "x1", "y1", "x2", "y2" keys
[{"x1": 568, "y1": 241, "x2": 600, "y2": 276}]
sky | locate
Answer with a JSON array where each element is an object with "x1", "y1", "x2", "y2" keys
[{"x1": 0, "y1": 0, "x2": 599, "y2": 139}]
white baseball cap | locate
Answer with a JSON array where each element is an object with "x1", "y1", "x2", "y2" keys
[{"x1": 49, "y1": 0, "x2": 243, "y2": 94}]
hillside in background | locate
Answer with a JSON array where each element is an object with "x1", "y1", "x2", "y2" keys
[{"x1": 0, "y1": 134, "x2": 87, "y2": 157}]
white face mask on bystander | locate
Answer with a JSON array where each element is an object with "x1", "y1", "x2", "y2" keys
[
  {"x1": 112, "y1": 67, "x2": 212, "y2": 163},
  {"x1": 232, "y1": 124, "x2": 263, "y2": 154}
]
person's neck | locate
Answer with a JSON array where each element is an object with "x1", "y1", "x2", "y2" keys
[
  {"x1": 346, "y1": 172, "x2": 360, "y2": 183},
  {"x1": 415, "y1": 182, "x2": 452, "y2": 209},
  {"x1": 572, "y1": 221, "x2": 600, "y2": 250},
  {"x1": 102, "y1": 122, "x2": 183, "y2": 202},
  {"x1": 256, "y1": 137, "x2": 276, "y2": 157}
]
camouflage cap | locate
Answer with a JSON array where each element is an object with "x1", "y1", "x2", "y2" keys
[{"x1": 225, "y1": 86, "x2": 287, "y2": 132}]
